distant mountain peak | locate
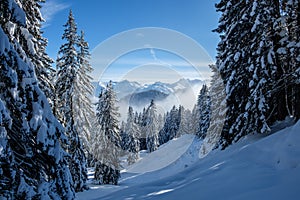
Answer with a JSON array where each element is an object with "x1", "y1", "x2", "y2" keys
[{"x1": 93, "y1": 79, "x2": 205, "y2": 120}]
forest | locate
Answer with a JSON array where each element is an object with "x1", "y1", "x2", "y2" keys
[{"x1": 0, "y1": 0, "x2": 299, "y2": 199}]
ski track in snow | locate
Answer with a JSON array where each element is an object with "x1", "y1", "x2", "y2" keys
[{"x1": 77, "y1": 121, "x2": 300, "y2": 200}]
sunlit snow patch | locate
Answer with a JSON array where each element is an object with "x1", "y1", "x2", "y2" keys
[
  {"x1": 146, "y1": 189, "x2": 174, "y2": 196},
  {"x1": 127, "y1": 134, "x2": 195, "y2": 173}
]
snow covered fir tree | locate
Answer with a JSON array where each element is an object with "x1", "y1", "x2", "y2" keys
[
  {"x1": 124, "y1": 106, "x2": 140, "y2": 165},
  {"x1": 159, "y1": 105, "x2": 180, "y2": 145},
  {"x1": 143, "y1": 100, "x2": 160, "y2": 153},
  {"x1": 200, "y1": 65, "x2": 227, "y2": 156},
  {"x1": 55, "y1": 10, "x2": 88, "y2": 192},
  {"x1": 92, "y1": 81, "x2": 121, "y2": 185},
  {"x1": 75, "y1": 30, "x2": 95, "y2": 156},
  {"x1": 0, "y1": 0, "x2": 74, "y2": 198},
  {"x1": 213, "y1": 0, "x2": 300, "y2": 149},
  {"x1": 21, "y1": 0, "x2": 56, "y2": 107},
  {"x1": 196, "y1": 84, "x2": 211, "y2": 138}
]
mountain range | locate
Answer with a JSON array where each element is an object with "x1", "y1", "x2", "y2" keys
[{"x1": 92, "y1": 79, "x2": 206, "y2": 119}]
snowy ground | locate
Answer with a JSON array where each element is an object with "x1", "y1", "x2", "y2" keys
[{"x1": 77, "y1": 121, "x2": 300, "y2": 200}]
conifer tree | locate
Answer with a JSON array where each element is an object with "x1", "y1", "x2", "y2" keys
[
  {"x1": 55, "y1": 10, "x2": 87, "y2": 192},
  {"x1": 120, "y1": 121, "x2": 129, "y2": 151},
  {"x1": 200, "y1": 65, "x2": 227, "y2": 156},
  {"x1": 144, "y1": 100, "x2": 159, "y2": 152},
  {"x1": 278, "y1": 0, "x2": 300, "y2": 120},
  {"x1": 158, "y1": 111, "x2": 169, "y2": 145},
  {"x1": 191, "y1": 104, "x2": 200, "y2": 135},
  {"x1": 214, "y1": 0, "x2": 278, "y2": 147},
  {"x1": 240, "y1": 0, "x2": 279, "y2": 137},
  {"x1": 196, "y1": 84, "x2": 211, "y2": 138},
  {"x1": 214, "y1": 0, "x2": 249, "y2": 147},
  {"x1": 139, "y1": 107, "x2": 147, "y2": 150},
  {"x1": 168, "y1": 106, "x2": 180, "y2": 139},
  {"x1": 74, "y1": 30, "x2": 95, "y2": 155},
  {"x1": 125, "y1": 106, "x2": 140, "y2": 165},
  {"x1": 0, "y1": 1, "x2": 74, "y2": 198},
  {"x1": 92, "y1": 81, "x2": 121, "y2": 185},
  {"x1": 159, "y1": 106, "x2": 180, "y2": 145},
  {"x1": 21, "y1": 0, "x2": 55, "y2": 106},
  {"x1": 177, "y1": 106, "x2": 191, "y2": 136}
]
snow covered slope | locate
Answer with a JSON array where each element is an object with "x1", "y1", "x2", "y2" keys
[
  {"x1": 77, "y1": 121, "x2": 300, "y2": 200},
  {"x1": 126, "y1": 134, "x2": 196, "y2": 173}
]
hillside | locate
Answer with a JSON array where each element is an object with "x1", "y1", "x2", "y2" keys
[{"x1": 77, "y1": 120, "x2": 300, "y2": 200}]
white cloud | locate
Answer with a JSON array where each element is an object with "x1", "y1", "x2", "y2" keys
[{"x1": 40, "y1": 0, "x2": 70, "y2": 27}]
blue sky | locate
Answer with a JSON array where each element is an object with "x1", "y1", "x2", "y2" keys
[{"x1": 41, "y1": 0, "x2": 220, "y2": 83}]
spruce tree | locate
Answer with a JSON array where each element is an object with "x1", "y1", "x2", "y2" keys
[
  {"x1": 0, "y1": 1, "x2": 74, "y2": 198},
  {"x1": 214, "y1": 0, "x2": 278, "y2": 147},
  {"x1": 168, "y1": 106, "x2": 180, "y2": 140},
  {"x1": 74, "y1": 30, "x2": 95, "y2": 156},
  {"x1": 144, "y1": 100, "x2": 159, "y2": 152},
  {"x1": 241, "y1": 0, "x2": 279, "y2": 137},
  {"x1": 139, "y1": 107, "x2": 147, "y2": 150},
  {"x1": 120, "y1": 121, "x2": 129, "y2": 151},
  {"x1": 214, "y1": 0, "x2": 250, "y2": 147},
  {"x1": 158, "y1": 111, "x2": 169, "y2": 145},
  {"x1": 200, "y1": 65, "x2": 227, "y2": 156},
  {"x1": 125, "y1": 106, "x2": 140, "y2": 165},
  {"x1": 196, "y1": 84, "x2": 211, "y2": 138},
  {"x1": 159, "y1": 106, "x2": 180, "y2": 145},
  {"x1": 177, "y1": 105, "x2": 191, "y2": 136},
  {"x1": 278, "y1": 0, "x2": 300, "y2": 120},
  {"x1": 21, "y1": 0, "x2": 55, "y2": 106},
  {"x1": 191, "y1": 104, "x2": 200, "y2": 135},
  {"x1": 55, "y1": 10, "x2": 87, "y2": 192},
  {"x1": 92, "y1": 81, "x2": 121, "y2": 185}
]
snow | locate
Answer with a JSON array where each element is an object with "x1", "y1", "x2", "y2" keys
[
  {"x1": 138, "y1": 82, "x2": 173, "y2": 95},
  {"x1": 233, "y1": 52, "x2": 240, "y2": 62},
  {"x1": 277, "y1": 47, "x2": 286, "y2": 54},
  {"x1": 0, "y1": 27, "x2": 11, "y2": 52},
  {"x1": 251, "y1": 14, "x2": 261, "y2": 32},
  {"x1": 127, "y1": 134, "x2": 195, "y2": 173},
  {"x1": 226, "y1": 70, "x2": 236, "y2": 95},
  {"x1": 20, "y1": 27, "x2": 37, "y2": 55},
  {"x1": 250, "y1": 1, "x2": 257, "y2": 17},
  {"x1": 267, "y1": 50, "x2": 274, "y2": 64},
  {"x1": 9, "y1": 0, "x2": 26, "y2": 26},
  {"x1": 249, "y1": 79, "x2": 254, "y2": 88},
  {"x1": 5, "y1": 21, "x2": 16, "y2": 38},
  {"x1": 77, "y1": 121, "x2": 300, "y2": 199}
]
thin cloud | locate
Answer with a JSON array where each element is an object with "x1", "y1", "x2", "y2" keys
[
  {"x1": 150, "y1": 48, "x2": 158, "y2": 61},
  {"x1": 92, "y1": 56, "x2": 212, "y2": 68},
  {"x1": 150, "y1": 48, "x2": 172, "y2": 67},
  {"x1": 40, "y1": 0, "x2": 70, "y2": 27}
]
